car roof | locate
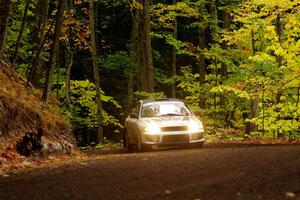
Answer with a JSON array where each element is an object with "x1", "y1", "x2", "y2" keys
[{"x1": 139, "y1": 98, "x2": 184, "y2": 104}]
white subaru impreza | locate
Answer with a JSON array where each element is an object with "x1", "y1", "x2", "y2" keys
[{"x1": 124, "y1": 98, "x2": 205, "y2": 152}]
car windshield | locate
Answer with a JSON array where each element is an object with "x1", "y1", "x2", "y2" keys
[{"x1": 141, "y1": 101, "x2": 190, "y2": 118}]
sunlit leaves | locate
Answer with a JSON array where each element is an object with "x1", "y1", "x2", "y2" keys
[
  {"x1": 221, "y1": 0, "x2": 300, "y2": 135},
  {"x1": 151, "y1": 1, "x2": 199, "y2": 28},
  {"x1": 128, "y1": 0, "x2": 143, "y2": 10},
  {"x1": 211, "y1": 85, "x2": 250, "y2": 100},
  {"x1": 62, "y1": 80, "x2": 122, "y2": 131}
]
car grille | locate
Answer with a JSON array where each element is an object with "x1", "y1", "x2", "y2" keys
[
  {"x1": 162, "y1": 135, "x2": 189, "y2": 143},
  {"x1": 160, "y1": 126, "x2": 189, "y2": 132},
  {"x1": 144, "y1": 135, "x2": 159, "y2": 143}
]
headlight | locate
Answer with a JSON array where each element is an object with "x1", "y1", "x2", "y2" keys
[
  {"x1": 145, "y1": 123, "x2": 161, "y2": 133},
  {"x1": 188, "y1": 120, "x2": 204, "y2": 132}
]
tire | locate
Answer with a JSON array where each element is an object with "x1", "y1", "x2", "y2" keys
[
  {"x1": 188, "y1": 142, "x2": 204, "y2": 149},
  {"x1": 142, "y1": 144, "x2": 152, "y2": 152},
  {"x1": 135, "y1": 134, "x2": 152, "y2": 152},
  {"x1": 127, "y1": 138, "x2": 135, "y2": 152},
  {"x1": 125, "y1": 129, "x2": 135, "y2": 152},
  {"x1": 122, "y1": 128, "x2": 127, "y2": 148},
  {"x1": 136, "y1": 134, "x2": 142, "y2": 152},
  {"x1": 195, "y1": 141, "x2": 204, "y2": 148}
]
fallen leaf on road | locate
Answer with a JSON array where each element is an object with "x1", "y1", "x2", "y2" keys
[
  {"x1": 286, "y1": 192, "x2": 296, "y2": 199},
  {"x1": 165, "y1": 190, "x2": 171, "y2": 194}
]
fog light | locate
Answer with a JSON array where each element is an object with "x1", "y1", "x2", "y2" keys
[{"x1": 191, "y1": 133, "x2": 203, "y2": 140}]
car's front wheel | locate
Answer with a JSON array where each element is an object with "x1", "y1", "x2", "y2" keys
[
  {"x1": 122, "y1": 128, "x2": 127, "y2": 148},
  {"x1": 135, "y1": 134, "x2": 152, "y2": 152},
  {"x1": 193, "y1": 141, "x2": 204, "y2": 148},
  {"x1": 136, "y1": 134, "x2": 142, "y2": 152},
  {"x1": 125, "y1": 129, "x2": 135, "y2": 152}
]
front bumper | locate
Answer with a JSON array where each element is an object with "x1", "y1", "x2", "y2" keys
[{"x1": 141, "y1": 131, "x2": 205, "y2": 145}]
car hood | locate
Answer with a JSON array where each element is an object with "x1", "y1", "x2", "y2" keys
[{"x1": 141, "y1": 116, "x2": 192, "y2": 127}]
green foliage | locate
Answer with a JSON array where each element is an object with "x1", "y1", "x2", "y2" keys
[
  {"x1": 177, "y1": 67, "x2": 249, "y2": 129},
  {"x1": 218, "y1": 0, "x2": 300, "y2": 136},
  {"x1": 176, "y1": 67, "x2": 201, "y2": 106},
  {"x1": 134, "y1": 91, "x2": 166, "y2": 100},
  {"x1": 100, "y1": 51, "x2": 136, "y2": 77},
  {"x1": 62, "y1": 80, "x2": 122, "y2": 132},
  {"x1": 5, "y1": 7, "x2": 32, "y2": 63},
  {"x1": 170, "y1": 0, "x2": 300, "y2": 138},
  {"x1": 3, "y1": 0, "x2": 300, "y2": 144}
]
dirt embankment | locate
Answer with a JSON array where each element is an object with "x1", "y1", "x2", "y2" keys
[{"x1": 0, "y1": 60, "x2": 76, "y2": 155}]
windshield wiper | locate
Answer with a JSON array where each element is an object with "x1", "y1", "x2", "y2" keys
[{"x1": 160, "y1": 113, "x2": 186, "y2": 116}]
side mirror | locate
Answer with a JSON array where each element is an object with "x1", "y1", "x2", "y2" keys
[{"x1": 130, "y1": 113, "x2": 138, "y2": 119}]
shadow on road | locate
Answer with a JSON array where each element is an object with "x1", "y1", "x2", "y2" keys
[
  {"x1": 81, "y1": 143, "x2": 299, "y2": 156},
  {"x1": 81, "y1": 148, "x2": 127, "y2": 155}
]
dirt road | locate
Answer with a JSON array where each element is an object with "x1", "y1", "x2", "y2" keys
[{"x1": 1, "y1": 145, "x2": 300, "y2": 200}]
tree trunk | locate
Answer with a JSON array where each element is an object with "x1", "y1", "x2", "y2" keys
[
  {"x1": 137, "y1": 0, "x2": 154, "y2": 92},
  {"x1": 220, "y1": 1, "x2": 230, "y2": 79},
  {"x1": 210, "y1": 0, "x2": 218, "y2": 41},
  {"x1": 276, "y1": 14, "x2": 284, "y2": 66},
  {"x1": 128, "y1": 9, "x2": 138, "y2": 102},
  {"x1": 198, "y1": 2, "x2": 206, "y2": 108},
  {"x1": 12, "y1": 0, "x2": 30, "y2": 67},
  {"x1": 220, "y1": 1, "x2": 231, "y2": 126},
  {"x1": 67, "y1": 0, "x2": 73, "y2": 10},
  {"x1": 65, "y1": 43, "x2": 73, "y2": 109},
  {"x1": 55, "y1": 45, "x2": 61, "y2": 98},
  {"x1": 210, "y1": 0, "x2": 219, "y2": 123},
  {"x1": 0, "y1": 0, "x2": 11, "y2": 57},
  {"x1": 28, "y1": 0, "x2": 49, "y2": 86},
  {"x1": 171, "y1": 6, "x2": 177, "y2": 98},
  {"x1": 245, "y1": 30, "x2": 259, "y2": 134},
  {"x1": 275, "y1": 14, "x2": 284, "y2": 103},
  {"x1": 249, "y1": 90, "x2": 259, "y2": 133},
  {"x1": 89, "y1": 0, "x2": 104, "y2": 144},
  {"x1": 251, "y1": 29, "x2": 255, "y2": 56},
  {"x1": 42, "y1": 0, "x2": 66, "y2": 102},
  {"x1": 64, "y1": 0, "x2": 74, "y2": 109},
  {"x1": 275, "y1": 14, "x2": 285, "y2": 138}
]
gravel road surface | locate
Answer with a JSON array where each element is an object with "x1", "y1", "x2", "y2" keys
[{"x1": 1, "y1": 145, "x2": 300, "y2": 200}]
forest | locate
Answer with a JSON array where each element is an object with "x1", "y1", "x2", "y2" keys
[{"x1": 0, "y1": 0, "x2": 299, "y2": 146}]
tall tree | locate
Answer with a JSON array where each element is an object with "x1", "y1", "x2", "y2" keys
[
  {"x1": 42, "y1": 0, "x2": 66, "y2": 102},
  {"x1": 198, "y1": 1, "x2": 206, "y2": 108},
  {"x1": 128, "y1": 2, "x2": 139, "y2": 103},
  {"x1": 245, "y1": 29, "x2": 259, "y2": 134},
  {"x1": 12, "y1": 0, "x2": 31, "y2": 67},
  {"x1": 90, "y1": 0, "x2": 104, "y2": 144},
  {"x1": 210, "y1": 0, "x2": 219, "y2": 121},
  {"x1": 64, "y1": 0, "x2": 74, "y2": 109},
  {"x1": 209, "y1": 0, "x2": 218, "y2": 40},
  {"x1": 275, "y1": 13, "x2": 284, "y2": 103},
  {"x1": 0, "y1": 0, "x2": 11, "y2": 57},
  {"x1": 171, "y1": 0, "x2": 177, "y2": 98},
  {"x1": 137, "y1": 0, "x2": 154, "y2": 92},
  {"x1": 220, "y1": 0, "x2": 230, "y2": 79},
  {"x1": 65, "y1": 41, "x2": 73, "y2": 109},
  {"x1": 28, "y1": 0, "x2": 49, "y2": 86}
]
